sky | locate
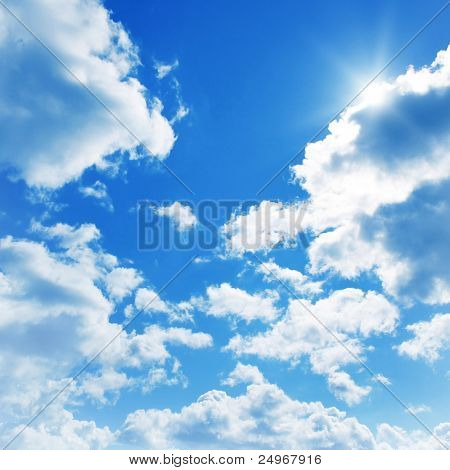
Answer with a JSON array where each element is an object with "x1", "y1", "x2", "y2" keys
[{"x1": 0, "y1": 0, "x2": 449, "y2": 450}]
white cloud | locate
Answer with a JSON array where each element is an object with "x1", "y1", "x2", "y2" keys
[
  {"x1": 371, "y1": 373, "x2": 391, "y2": 386},
  {"x1": 134, "y1": 287, "x2": 194, "y2": 322},
  {"x1": 396, "y1": 313, "x2": 450, "y2": 362},
  {"x1": 156, "y1": 202, "x2": 197, "y2": 231},
  {"x1": 155, "y1": 59, "x2": 179, "y2": 79},
  {"x1": 105, "y1": 267, "x2": 143, "y2": 301},
  {"x1": 144, "y1": 359, "x2": 187, "y2": 393},
  {"x1": 78, "y1": 368, "x2": 131, "y2": 404},
  {"x1": 31, "y1": 220, "x2": 101, "y2": 249},
  {"x1": 223, "y1": 200, "x2": 308, "y2": 255},
  {"x1": 376, "y1": 422, "x2": 450, "y2": 450},
  {"x1": 122, "y1": 368, "x2": 450, "y2": 450},
  {"x1": 0, "y1": 224, "x2": 212, "y2": 444},
  {"x1": 226, "y1": 288, "x2": 399, "y2": 405},
  {"x1": 0, "y1": 0, "x2": 175, "y2": 188},
  {"x1": 170, "y1": 104, "x2": 189, "y2": 124},
  {"x1": 193, "y1": 282, "x2": 280, "y2": 323},
  {"x1": 3, "y1": 406, "x2": 115, "y2": 450},
  {"x1": 292, "y1": 45, "x2": 450, "y2": 304},
  {"x1": 79, "y1": 181, "x2": 114, "y2": 212},
  {"x1": 326, "y1": 370, "x2": 371, "y2": 406},
  {"x1": 122, "y1": 378, "x2": 375, "y2": 449},
  {"x1": 407, "y1": 404, "x2": 431, "y2": 415},
  {"x1": 255, "y1": 259, "x2": 323, "y2": 296},
  {"x1": 129, "y1": 325, "x2": 212, "y2": 366},
  {"x1": 222, "y1": 362, "x2": 267, "y2": 387}
]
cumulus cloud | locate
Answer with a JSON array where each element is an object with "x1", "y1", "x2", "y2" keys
[
  {"x1": 222, "y1": 362, "x2": 267, "y2": 387},
  {"x1": 0, "y1": 0, "x2": 175, "y2": 188},
  {"x1": 376, "y1": 422, "x2": 450, "y2": 450},
  {"x1": 133, "y1": 287, "x2": 194, "y2": 322},
  {"x1": 223, "y1": 200, "x2": 308, "y2": 255},
  {"x1": 105, "y1": 267, "x2": 143, "y2": 301},
  {"x1": 155, "y1": 202, "x2": 197, "y2": 231},
  {"x1": 0, "y1": 223, "x2": 212, "y2": 445},
  {"x1": 122, "y1": 366, "x2": 450, "y2": 450},
  {"x1": 255, "y1": 259, "x2": 323, "y2": 296},
  {"x1": 226, "y1": 288, "x2": 399, "y2": 405},
  {"x1": 292, "y1": 45, "x2": 450, "y2": 304},
  {"x1": 122, "y1": 378, "x2": 375, "y2": 449},
  {"x1": 3, "y1": 406, "x2": 115, "y2": 450},
  {"x1": 192, "y1": 282, "x2": 280, "y2": 323},
  {"x1": 396, "y1": 313, "x2": 450, "y2": 362}
]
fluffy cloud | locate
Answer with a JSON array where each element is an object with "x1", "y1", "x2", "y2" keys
[
  {"x1": 223, "y1": 201, "x2": 308, "y2": 255},
  {"x1": 0, "y1": 223, "x2": 212, "y2": 446},
  {"x1": 396, "y1": 313, "x2": 450, "y2": 362},
  {"x1": 122, "y1": 375, "x2": 375, "y2": 449},
  {"x1": 293, "y1": 45, "x2": 450, "y2": 304},
  {"x1": 376, "y1": 422, "x2": 450, "y2": 450},
  {"x1": 155, "y1": 202, "x2": 197, "y2": 231},
  {"x1": 105, "y1": 267, "x2": 143, "y2": 301},
  {"x1": 221, "y1": 362, "x2": 267, "y2": 386},
  {"x1": 122, "y1": 365, "x2": 450, "y2": 450},
  {"x1": 133, "y1": 287, "x2": 194, "y2": 322},
  {"x1": 193, "y1": 282, "x2": 280, "y2": 323},
  {"x1": 255, "y1": 259, "x2": 323, "y2": 296},
  {"x1": 226, "y1": 289, "x2": 399, "y2": 405},
  {"x1": 3, "y1": 406, "x2": 115, "y2": 450},
  {"x1": 0, "y1": 0, "x2": 175, "y2": 188}
]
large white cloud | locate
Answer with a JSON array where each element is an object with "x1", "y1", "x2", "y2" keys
[
  {"x1": 0, "y1": 0, "x2": 175, "y2": 188},
  {"x1": 122, "y1": 375, "x2": 375, "y2": 449},
  {"x1": 121, "y1": 365, "x2": 450, "y2": 449},
  {"x1": 293, "y1": 45, "x2": 450, "y2": 304},
  {"x1": 376, "y1": 422, "x2": 450, "y2": 450},
  {"x1": 0, "y1": 222, "x2": 212, "y2": 446},
  {"x1": 3, "y1": 406, "x2": 115, "y2": 450},
  {"x1": 226, "y1": 289, "x2": 399, "y2": 405}
]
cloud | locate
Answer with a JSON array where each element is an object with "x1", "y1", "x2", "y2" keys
[
  {"x1": 222, "y1": 201, "x2": 308, "y2": 255},
  {"x1": 3, "y1": 406, "x2": 115, "y2": 450},
  {"x1": 122, "y1": 377, "x2": 375, "y2": 449},
  {"x1": 143, "y1": 359, "x2": 187, "y2": 393},
  {"x1": 155, "y1": 59, "x2": 179, "y2": 79},
  {"x1": 121, "y1": 367, "x2": 450, "y2": 450},
  {"x1": 79, "y1": 181, "x2": 114, "y2": 212},
  {"x1": 406, "y1": 405, "x2": 431, "y2": 415},
  {"x1": 292, "y1": 45, "x2": 450, "y2": 304},
  {"x1": 376, "y1": 422, "x2": 450, "y2": 450},
  {"x1": 371, "y1": 374, "x2": 391, "y2": 386},
  {"x1": 129, "y1": 325, "x2": 213, "y2": 366},
  {"x1": 0, "y1": 223, "x2": 212, "y2": 443},
  {"x1": 193, "y1": 282, "x2": 280, "y2": 323},
  {"x1": 78, "y1": 368, "x2": 131, "y2": 404},
  {"x1": 105, "y1": 267, "x2": 143, "y2": 301},
  {"x1": 226, "y1": 288, "x2": 398, "y2": 405},
  {"x1": 0, "y1": 0, "x2": 175, "y2": 188},
  {"x1": 156, "y1": 202, "x2": 197, "y2": 231},
  {"x1": 221, "y1": 362, "x2": 267, "y2": 386},
  {"x1": 133, "y1": 287, "x2": 194, "y2": 322},
  {"x1": 396, "y1": 313, "x2": 450, "y2": 362},
  {"x1": 255, "y1": 259, "x2": 323, "y2": 296}
]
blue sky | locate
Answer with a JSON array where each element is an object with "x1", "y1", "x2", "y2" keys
[{"x1": 0, "y1": 0, "x2": 449, "y2": 450}]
